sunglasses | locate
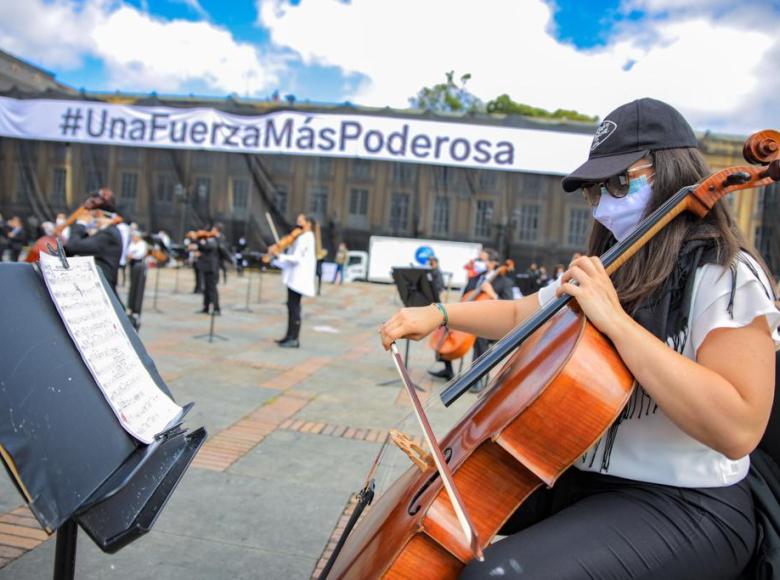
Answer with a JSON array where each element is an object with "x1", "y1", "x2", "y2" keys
[{"x1": 581, "y1": 163, "x2": 653, "y2": 206}]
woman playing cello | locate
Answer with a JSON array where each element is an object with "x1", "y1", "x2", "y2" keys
[{"x1": 379, "y1": 98, "x2": 779, "y2": 578}]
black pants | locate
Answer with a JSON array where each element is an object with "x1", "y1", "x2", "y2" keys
[
  {"x1": 127, "y1": 260, "x2": 147, "y2": 315},
  {"x1": 285, "y1": 287, "x2": 302, "y2": 340},
  {"x1": 203, "y1": 271, "x2": 219, "y2": 312},
  {"x1": 193, "y1": 264, "x2": 203, "y2": 293},
  {"x1": 460, "y1": 468, "x2": 756, "y2": 579}
]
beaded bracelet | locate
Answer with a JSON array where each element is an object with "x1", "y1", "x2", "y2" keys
[{"x1": 432, "y1": 302, "x2": 448, "y2": 327}]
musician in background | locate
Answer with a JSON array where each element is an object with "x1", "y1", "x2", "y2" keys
[
  {"x1": 126, "y1": 229, "x2": 148, "y2": 330},
  {"x1": 427, "y1": 255, "x2": 455, "y2": 380},
  {"x1": 189, "y1": 227, "x2": 220, "y2": 315},
  {"x1": 65, "y1": 208, "x2": 123, "y2": 295},
  {"x1": 380, "y1": 98, "x2": 779, "y2": 578},
  {"x1": 4, "y1": 216, "x2": 26, "y2": 262},
  {"x1": 469, "y1": 248, "x2": 514, "y2": 393},
  {"x1": 271, "y1": 214, "x2": 317, "y2": 348}
]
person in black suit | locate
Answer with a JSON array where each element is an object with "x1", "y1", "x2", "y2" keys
[
  {"x1": 65, "y1": 210, "x2": 123, "y2": 295},
  {"x1": 5, "y1": 216, "x2": 27, "y2": 262},
  {"x1": 468, "y1": 248, "x2": 514, "y2": 393},
  {"x1": 190, "y1": 227, "x2": 220, "y2": 315},
  {"x1": 214, "y1": 223, "x2": 233, "y2": 284}
]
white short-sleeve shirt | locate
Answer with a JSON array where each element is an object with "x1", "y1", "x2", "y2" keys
[{"x1": 538, "y1": 252, "x2": 780, "y2": 487}]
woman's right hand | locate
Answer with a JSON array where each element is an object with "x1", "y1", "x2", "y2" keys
[{"x1": 379, "y1": 304, "x2": 445, "y2": 350}]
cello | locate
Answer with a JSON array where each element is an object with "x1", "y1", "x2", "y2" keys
[
  {"x1": 322, "y1": 129, "x2": 780, "y2": 579},
  {"x1": 428, "y1": 260, "x2": 515, "y2": 362}
]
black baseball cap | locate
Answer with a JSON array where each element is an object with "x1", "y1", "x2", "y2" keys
[{"x1": 562, "y1": 98, "x2": 698, "y2": 192}]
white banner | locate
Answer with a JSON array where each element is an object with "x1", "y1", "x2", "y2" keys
[{"x1": 0, "y1": 96, "x2": 592, "y2": 174}]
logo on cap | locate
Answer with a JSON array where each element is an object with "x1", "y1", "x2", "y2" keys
[{"x1": 591, "y1": 120, "x2": 617, "y2": 151}]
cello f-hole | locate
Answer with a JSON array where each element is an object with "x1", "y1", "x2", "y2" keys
[{"x1": 408, "y1": 447, "x2": 453, "y2": 516}]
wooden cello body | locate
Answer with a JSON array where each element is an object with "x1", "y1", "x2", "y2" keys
[
  {"x1": 329, "y1": 307, "x2": 634, "y2": 578},
  {"x1": 324, "y1": 129, "x2": 780, "y2": 579}
]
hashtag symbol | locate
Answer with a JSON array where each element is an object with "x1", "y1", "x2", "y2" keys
[{"x1": 59, "y1": 108, "x2": 83, "y2": 136}]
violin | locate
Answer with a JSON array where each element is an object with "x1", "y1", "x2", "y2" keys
[
  {"x1": 323, "y1": 129, "x2": 780, "y2": 579},
  {"x1": 261, "y1": 227, "x2": 304, "y2": 264},
  {"x1": 25, "y1": 188, "x2": 117, "y2": 263},
  {"x1": 428, "y1": 260, "x2": 515, "y2": 361},
  {"x1": 187, "y1": 229, "x2": 219, "y2": 240}
]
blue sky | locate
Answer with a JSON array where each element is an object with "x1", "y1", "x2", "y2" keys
[
  {"x1": 59, "y1": 0, "x2": 635, "y2": 100},
  {"x1": 0, "y1": 0, "x2": 778, "y2": 133}
]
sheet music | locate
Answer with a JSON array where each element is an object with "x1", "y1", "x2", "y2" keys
[{"x1": 39, "y1": 254, "x2": 182, "y2": 444}]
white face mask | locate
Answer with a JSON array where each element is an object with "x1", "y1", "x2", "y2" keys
[{"x1": 592, "y1": 174, "x2": 654, "y2": 241}]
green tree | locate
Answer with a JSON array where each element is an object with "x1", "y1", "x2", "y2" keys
[
  {"x1": 409, "y1": 71, "x2": 484, "y2": 113},
  {"x1": 486, "y1": 94, "x2": 596, "y2": 123}
]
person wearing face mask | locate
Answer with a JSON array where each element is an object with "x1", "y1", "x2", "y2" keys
[{"x1": 378, "y1": 97, "x2": 779, "y2": 579}]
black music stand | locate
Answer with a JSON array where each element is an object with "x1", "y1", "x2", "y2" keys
[
  {"x1": 377, "y1": 268, "x2": 437, "y2": 388},
  {"x1": 0, "y1": 260, "x2": 206, "y2": 580},
  {"x1": 193, "y1": 309, "x2": 229, "y2": 343}
]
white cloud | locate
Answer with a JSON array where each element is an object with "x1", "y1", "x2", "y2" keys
[
  {"x1": 92, "y1": 6, "x2": 283, "y2": 94},
  {"x1": 0, "y1": 0, "x2": 106, "y2": 69},
  {"x1": 0, "y1": 0, "x2": 283, "y2": 96},
  {"x1": 257, "y1": 0, "x2": 779, "y2": 134}
]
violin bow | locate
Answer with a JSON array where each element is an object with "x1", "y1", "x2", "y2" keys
[{"x1": 265, "y1": 211, "x2": 281, "y2": 244}]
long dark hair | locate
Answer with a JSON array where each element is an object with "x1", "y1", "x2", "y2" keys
[{"x1": 587, "y1": 147, "x2": 774, "y2": 313}]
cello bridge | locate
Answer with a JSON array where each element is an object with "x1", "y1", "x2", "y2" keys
[{"x1": 389, "y1": 429, "x2": 434, "y2": 472}]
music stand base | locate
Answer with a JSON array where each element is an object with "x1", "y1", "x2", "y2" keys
[
  {"x1": 234, "y1": 272, "x2": 253, "y2": 313},
  {"x1": 151, "y1": 266, "x2": 163, "y2": 313},
  {"x1": 193, "y1": 311, "x2": 228, "y2": 343}
]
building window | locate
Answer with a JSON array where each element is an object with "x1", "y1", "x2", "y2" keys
[
  {"x1": 521, "y1": 173, "x2": 544, "y2": 197},
  {"x1": 474, "y1": 200, "x2": 494, "y2": 238},
  {"x1": 51, "y1": 168, "x2": 67, "y2": 205},
  {"x1": 389, "y1": 192, "x2": 410, "y2": 232},
  {"x1": 432, "y1": 196, "x2": 450, "y2": 235},
  {"x1": 15, "y1": 141, "x2": 38, "y2": 163},
  {"x1": 349, "y1": 188, "x2": 369, "y2": 216},
  {"x1": 233, "y1": 179, "x2": 249, "y2": 210},
  {"x1": 192, "y1": 150, "x2": 213, "y2": 169},
  {"x1": 275, "y1": 186, "x2": 288, "y2": 216},
  {"x1": 308, "y1": 157, "x2": 333, "y2": 178},
  {"x1": 86, "y1": 169, "x2": 104, "y2": 192},
  {"x1": 119, "y1": 147, "x2": 141, "y2": 165},
  {"x1": 514, "y1": 204, "x2": 540, "y2": 243},
  {"x1": 391, "y1": 163, "x2": 416, "y2": 186},
  {"x1": 119, "y1": 172, "x2": 137, "y2": 210},
  {"x1": 50, "y1": 143, "x2": 68, "y2": 163},
  {"x1": 567, "y1": 207, "x2": 590, "y2": 247},
  {"x1": 479, "y1": 171, "x2": 498, "y2": 192},
  {"x1": 309, "y1": 186, "x2": 328, "y2": 219},
  {"x1": 15, "y1": 166, "x2": 33, "y2": 201},
  {"x1": 268, "y1": 155, "x2": 292, "y2": 174},
  {"x1": 351, "y1": 159, "x2": 372, "y2": 181},
  {"x1": 155, "y1": 174, "x2": 175, "y2": 203},
  {"x1": 194, "y1": 177, "x2": 211, "y2": 206}
]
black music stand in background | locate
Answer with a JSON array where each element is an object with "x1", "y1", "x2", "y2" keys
[
  {"x1": 0, "y1": 261, "x2": 206, "y2": 580},
  {"x1": 193, "y1": 309, "x2": 228, "y2": 343},
  {"x1": 377, "y1": 268, "x2": 437, "y2": 388}
]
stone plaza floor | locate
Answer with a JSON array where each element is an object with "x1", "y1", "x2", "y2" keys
[{"x1": 0, "y1": 266, "x2": 481, "y2": 579}]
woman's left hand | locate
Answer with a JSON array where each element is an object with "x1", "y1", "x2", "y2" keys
[{"x1": 555, "y1": 256, "x2": 629, "y2": 338}]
